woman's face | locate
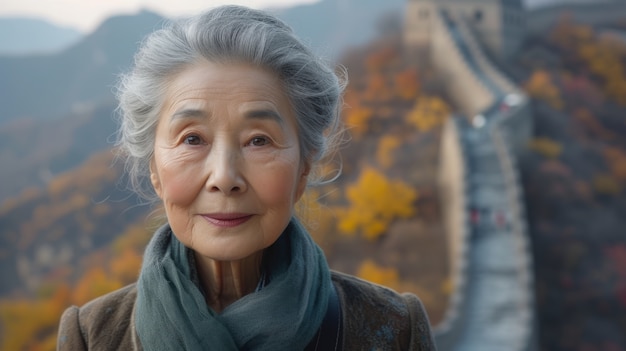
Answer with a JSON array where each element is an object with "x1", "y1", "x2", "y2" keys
[{"x1": 150, "y1": 61, "x2": 308, "y2": 261}]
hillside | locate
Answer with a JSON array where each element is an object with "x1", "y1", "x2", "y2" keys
[
  {"x1": 0, "y1": 101, "x2": 118, "y2": 200},
  {"x1": 515, "y1": 18, "x2": 626, "y2": 350},
  {"x1": 0, "y1": 150, "x2": 149, "y2": 298}
]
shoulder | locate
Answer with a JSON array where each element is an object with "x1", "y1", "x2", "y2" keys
[
  {"x1": 331, "y1": 271, "x2": 437, "y2": 351},
  {"x1": 57, "y1": 284, "x2": 140, "y2": 351}
]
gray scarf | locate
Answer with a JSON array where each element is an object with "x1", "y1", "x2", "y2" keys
[{"x1": 134, "y1": 218, "x2": 331, "y2": 350}]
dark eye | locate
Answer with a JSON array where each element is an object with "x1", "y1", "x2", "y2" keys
[
  {"x1": 184, "y1": 135, "x2": 203, "y2": 145},
  {"x1": 249, "y1": 136, "x2": 270, "y2": 147}
]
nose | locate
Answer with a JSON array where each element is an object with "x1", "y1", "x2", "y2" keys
[{"x1": 205, "y1": 143, "x2": 247, "y2": 195}]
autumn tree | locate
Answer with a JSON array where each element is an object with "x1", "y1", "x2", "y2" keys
[
  {"x1": 393, "y1": 68, "x2": 421, "y2": 101},
  {"x1": 72, "y1": 267, "x2": 122, "y2": 306},
  {"x1": 343, "y1": 105, "x2": 373, "y2": 138},
  {"x1": 376, "y1": 135, "x2": 401, "y2": 169},
  {"x1": 357, "y1": 259, "x2": 399, "y2": 287},
  {"x1": 405, "y1": 96, "x2": 450, "y2": 132},
  {"x1": 338, "y1": 167, "x2": 417, "y2": 240},
  {"x1": 524, "y1": 70, "x2": 563, "y2": 109},
  {"x1": 549, "y1": 19, "x2": 626, "y2": 106},
  {"x1": 528, "y1": 137, "x2": 563, "y2": 159}
]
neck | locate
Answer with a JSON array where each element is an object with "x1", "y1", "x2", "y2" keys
[{"x1": 193, "y1": 251, "x2": 264, "y2": 313}]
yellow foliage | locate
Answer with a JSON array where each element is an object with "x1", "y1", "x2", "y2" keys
[
  {"x1": 338, "y1": 167, "x2": 417, "y2": 240},
  {"x1": 528, "y1": 137, "x2": 563, "y2": 158},
  {"x1": 356, "y1": 259, "x2": 399, "y2": 287},
  {"x1": 406, "y1": 96, "x2": 450, "y2": 132},
  {"x1": 592, "y1": 174, "x2": 622, "y2": 195},
  {"x1": 376, "y1": 135, "x2": 401, "y2": 169}
]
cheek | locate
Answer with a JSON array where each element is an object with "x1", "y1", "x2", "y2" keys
[
  {"x1": 253, "y1": 161, "x2": 303, "y2": 208},
  {"x1": 155, "y1": 151, "x2": 205, "y2": 206}
]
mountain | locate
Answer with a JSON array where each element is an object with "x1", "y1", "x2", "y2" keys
[
  {"x1": 0, "y1": 17, "x2": 82, "y2": 56},
  {"x1": 0, "y1": 10, "x2": 165, "y2": 124},
  {"x1": 0, "y1": 101, "x2": 118, "y2": 200},
  {"x1": 525, "y1": 0, "x2": 618, "y2": 9},
  {"x1": 271, "y1": 0, "x2": 405, "y2": 60}
]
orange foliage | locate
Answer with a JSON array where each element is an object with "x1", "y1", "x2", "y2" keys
[
  {"x1": 393, "y1": 68, "x2": 421, "y2": 101},
  {"x1": 109, "y1": 248, "x2": 142, "y2": 285},
  {"x1": 0, "y1": 285, "x2": 70, "y2": 351},
  {"x1": 405, "y1": 96, "x2": 450, "y2": 132},
  {"x1": 343, "y1": 105, "x2": 373, "y2": 138},
  {"x1": 72, "y1": 267, "x2": 123, "y2": 306},
  {"x1": 338, "y1": 167, "x2": 417, "y2": 240},
  {"x1": 524, "y1": 70, "x2": 563, "y2": 109},
  {"x1": 0, "y1": 223, "x2": 149, "y2": 351}
]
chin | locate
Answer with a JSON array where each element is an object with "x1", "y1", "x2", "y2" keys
[{"x1": 194, "y1": 242, "x2": 264, "y2": 262}]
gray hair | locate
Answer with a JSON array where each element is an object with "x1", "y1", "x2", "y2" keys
[{"x1": 116, "y1": 5, "x2": 347, "y2": 200}]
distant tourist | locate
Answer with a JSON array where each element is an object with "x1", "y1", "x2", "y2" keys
[{"x1": 56, "y1": 5, "x2": 436, "y2": 350}]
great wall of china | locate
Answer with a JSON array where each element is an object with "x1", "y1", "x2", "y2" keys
[{"x1": 403, "y1": 1, "x2": 626, "y2": 349}]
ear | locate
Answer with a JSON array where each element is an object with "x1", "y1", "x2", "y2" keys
[
  {"x1": 295, "y1": 162, "x2": 311, "y2": 202},
  {"x1": 149, "y1": 162, "x2": 163, "y2": 199}
]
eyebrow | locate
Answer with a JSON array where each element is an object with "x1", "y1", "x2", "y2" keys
[
  {"x1": 244, "y1": 109, "x2": 285, "y2": 126},
  {"x1": 170, "y1": 108, "x2": 207, "y2": 122},
  {"x1": 169, "y1": 107, "x2": 285, "y2": 127}
]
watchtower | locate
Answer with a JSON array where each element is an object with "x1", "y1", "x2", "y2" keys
[{"x1": 405, "y1": 0, "x2": 526, "y2": 60}]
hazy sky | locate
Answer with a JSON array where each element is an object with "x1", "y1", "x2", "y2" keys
[
  {"x1": 0, "y1": 0, "x2": 320, "y2": 32},
  {"x1": 0, "y1": 0, "x2": 604, "y2": 33}
]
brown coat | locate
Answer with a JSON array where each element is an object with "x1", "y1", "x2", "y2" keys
[{"x1": 57, "y1": 271, "x2": 436, "y2": 350}]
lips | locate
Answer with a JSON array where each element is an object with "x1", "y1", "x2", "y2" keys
[{"x1": 201, "y1": 213, "x2": 253, "y2": 227}]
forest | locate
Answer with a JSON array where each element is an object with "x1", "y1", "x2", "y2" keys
[
  {"x1": 518, "y1": 17, "x2": 626, "y2": 350},
  {"x1": 1, "y1": 15, "x2": 626, "y2": 351}
]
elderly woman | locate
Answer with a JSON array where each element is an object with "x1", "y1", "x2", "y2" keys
[{"x1": 57, "y1": 5, "x2": 436, "y2": 350}]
